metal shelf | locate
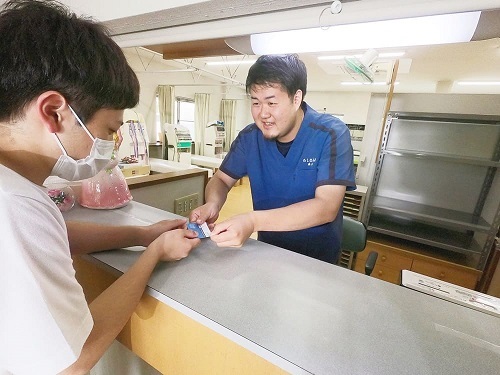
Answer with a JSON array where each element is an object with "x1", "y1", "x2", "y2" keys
[
  {"x1": 367, "y1": 213, "x2": 483, "y2": 256},
  {"x1": 371, "y1": 196, "x2": 491, "y2": 233},
  {"x1": 366, "y1": 111, "x2": 500, "y2": 271},
  {"x1": 388, "y1": 112, "x2": 500, "y2": 125},
  {"x1": 382, "y1": 149, "x2": 500, "y2": 167}
]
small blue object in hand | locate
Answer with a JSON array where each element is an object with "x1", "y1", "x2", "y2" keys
[{"x1": 187, "y1": 222, "x2": 211, "y2": 238}]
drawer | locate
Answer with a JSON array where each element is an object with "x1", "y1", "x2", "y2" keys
[
  {"x1": 411, "y1": 259, "x2": 480, "y2": 289},
  {"x1": 354, "y1": 261, "x2": 403, "y2": 284},
  {"x1": 357, "y1": 244, "x2": 413, "y2": 270}
]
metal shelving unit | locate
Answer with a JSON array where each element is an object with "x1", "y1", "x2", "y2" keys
[{"x1": 366, "y1": 112, "x2": 500, "y2": 270}]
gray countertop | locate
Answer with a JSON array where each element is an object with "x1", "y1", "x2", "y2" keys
[{"x1": 64, "y1": 202, "x2": 500, "y2": 375}]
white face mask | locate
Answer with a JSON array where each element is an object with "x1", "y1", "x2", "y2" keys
[{"x1": 51, "y1": 105, "x2": 116, "y2": 181}]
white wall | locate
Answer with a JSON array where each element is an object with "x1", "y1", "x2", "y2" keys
[
  {"x1": 123, "y1": 48, "x2": 250, "y2": 142},
  {"x1": 306, "y1": 91, "x2": 372, "y2": 125}
]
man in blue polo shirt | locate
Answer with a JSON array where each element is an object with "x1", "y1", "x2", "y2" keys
[{"x1": 190, "y1": 54, "x2": 356, "y2": 263}]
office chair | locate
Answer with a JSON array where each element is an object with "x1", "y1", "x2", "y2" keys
[{"x1": 341, "y1": 216, "x2": 378, "y2": 276}]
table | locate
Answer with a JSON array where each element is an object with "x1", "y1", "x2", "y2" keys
[
  {"x1": 190, "y1": 154, "x2": 223, "y2": 169},
  {"x1": 65, "y1": 202, "x2": 500, "y2": 375}
]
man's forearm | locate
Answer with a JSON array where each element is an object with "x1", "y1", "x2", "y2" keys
[
  {"x1": 204, "y1": 174, "x2": 232, "y2": 210},
  {"x1": 60, "y1": 247, "x2": 160, "y2": 374},
  {"x1": 67, "y1": 221, "x2": 144, "y2": 255},
  {"x1": 251, "y1": 185, "x2": 346, "y2": 232}
]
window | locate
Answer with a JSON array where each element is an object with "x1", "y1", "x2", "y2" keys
[{"x1": 175, "y1": 97, "x2": 196, "y2": 141}]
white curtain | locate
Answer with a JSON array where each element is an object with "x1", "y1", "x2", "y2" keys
[
  {"x1": 157, "y1": 85, "x2": 174, "y2": 126},
  {"x1": 194, "y1": 93, "x2": 210, "y2": 155},
  {"x1": 220, "y1": 99, "x2": 237, "y2": 152},
  {"x1": 156, "y1": 85, "x2": 174, "y2": 158}
]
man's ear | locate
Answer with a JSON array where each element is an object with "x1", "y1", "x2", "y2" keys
[
  {"x1": 293, "y1": 89, "x2": 303, "y2": 107},
  {"x1": 35, "y1": 91, "x2": 67, "y2": 133}
]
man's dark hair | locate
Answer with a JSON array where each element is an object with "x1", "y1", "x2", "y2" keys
[
  {"x1": 0, "y1": 0, "x2": 139, "y2": 123},
  {"x1": 245, "y1": 54, "x2": 307, "y2": 101}
]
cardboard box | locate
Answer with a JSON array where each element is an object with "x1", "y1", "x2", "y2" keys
[{"x1": 119, "y1": 164, "x2": 151, "y2": 177}]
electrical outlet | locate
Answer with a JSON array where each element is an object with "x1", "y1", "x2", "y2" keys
[{"x1": 174, "y1": 193, "x2": 199, "y2": 216}]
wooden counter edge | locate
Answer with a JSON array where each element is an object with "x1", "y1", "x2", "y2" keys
[
  {"x1": 73, "y1": 255, "x2": 289, "y2": 375},
  {"x1": 126, "y1": 168, "x2": 208, "y2": 190}
]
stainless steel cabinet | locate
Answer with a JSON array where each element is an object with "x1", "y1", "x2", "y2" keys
[{"x1": 366, "y1": 112, "x2": 500, "y2": 271}]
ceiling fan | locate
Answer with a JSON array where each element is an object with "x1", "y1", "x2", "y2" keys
[{"x1": 344, "y1": 49, "x2": 378, "y2": 83}]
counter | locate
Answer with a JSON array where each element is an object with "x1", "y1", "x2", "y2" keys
[
  {"x1": 125, "y1": 160, "x2": 208, "y2": 215},
  {"x1": 64, "y1": 202, "x2": 500, "y2": 375}
]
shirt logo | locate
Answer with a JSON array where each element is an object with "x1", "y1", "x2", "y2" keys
[{"x1": 302, "y1": 157, "x2": 317, "y2": 166}]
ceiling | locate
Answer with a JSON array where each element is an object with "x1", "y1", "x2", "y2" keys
[
  {"x1": 118, "y1": 3, "x2": 500, "y2": 95},
  {"x1": 126, "y1": 35, "x2": 500, "y2": 95}
]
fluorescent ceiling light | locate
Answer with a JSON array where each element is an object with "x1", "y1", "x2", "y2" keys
[
  {"x1": 456, "y1": 81, "x2": 500, "y2": 86},
  {"x1": 318, "y1": 52, "x2": 405, "y2": 61},
  {"x1": 134, "y1": 68, "x2": 196, "y2": 73},
  {"x1": 341, "y1": 82, "x2": 367, "y2": 86},
  {"x1": 318, "y1": 55, "x2": 353, "y2": 61},
  {"x1": 379, "y1": 52, "x2": 406, "y2": 58},
  {"x1": 251, "y1": 12, "x2": 480, "y2": 54},
  {"x1": 341, "y1": 81, "x2": 399, "y2": 85},
  {"x1": 206, "y1": 60, "x2": 257, "y2": 66}
]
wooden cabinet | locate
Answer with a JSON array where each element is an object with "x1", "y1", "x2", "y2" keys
[
  {"x1": 354, "y1": 240, "x2": 412, "y2": 284},
  {"x1": 343, "y1": 185, "x2": 367, "y2": 220},
  {"x1": 354, "y1": 233, "x2": 482, "y2": 289},
  {"x1": 411, "y1": 259, "x2": 479, "y2": 288}
]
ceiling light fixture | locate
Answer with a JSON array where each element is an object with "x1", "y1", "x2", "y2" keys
[
  {"x1": 318, "y1": 52, "x2": 405, "y2": 61},
  {"x1": 340, "y1": 81, "x2": 399, "y2": 86},
  {"x1": 250, "y1": 12, "x2": 481, "y2": 54},
  {"x1": 456, "y1": 81, "x2": 500, "y2": 86},
  {"x1": 205, "y1": 60, "x2": 257, "y2": 66},
  {"x1": 134, "y1": 68, "x2": 196, "y2": 73}
]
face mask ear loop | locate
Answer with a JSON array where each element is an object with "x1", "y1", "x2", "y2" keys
[
  {"x1": 53, "y1": 133, "x2": 69, "y2": 156},
  {"x1": 68, "y1": 105, "x2": 95, "y2": 141}
]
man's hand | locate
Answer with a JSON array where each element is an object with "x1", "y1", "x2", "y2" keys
[
  {"x1": 149, "y1": 228, "x2": 201, "y2": 262},
  {"x1": 189, "y1": 202, "x2": 221, "y2": 229},
  {"x1": 210, "y1": 213, "x2": 255, "y2": 247},
  {"x1": 139, "y1": 219, "x2": 188, "y2": 247}
]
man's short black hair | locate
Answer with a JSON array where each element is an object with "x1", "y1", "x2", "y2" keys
[
  {"x1": 246, "y1": 54, "x2": 307, "y2": 101},
  {"x1": 0, "y1": 0, "x2": 139, "y2": 123}
]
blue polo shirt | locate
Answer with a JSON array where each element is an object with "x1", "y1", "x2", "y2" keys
[{"x1": 219, "y1": 102, "x2": 356, "y2": 263}]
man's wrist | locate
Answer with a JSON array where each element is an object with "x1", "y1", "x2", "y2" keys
[{"x1": 248, "y1": 211, "x2": 260, "y2": 232}]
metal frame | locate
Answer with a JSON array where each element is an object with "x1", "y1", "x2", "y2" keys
[{"x1": 366, "y1": 111, "x2": 500, "y2": 270}]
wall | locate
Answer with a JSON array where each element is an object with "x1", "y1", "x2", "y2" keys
[
  {"x1": 125, "y1": 47, "x2": 375, "y2": 145},
  {"x1": 123, "y1": 48, "x2": 244, "y2": 142},
  {"x1": 128, "y1": 173, "x2": 206, "y2": 214},
  {"x1": 390, "y1": 93, "x2": 500, "y2": 116},
  {"x1": 306, "y1": 91, "x2": 372, "y2": 125}
]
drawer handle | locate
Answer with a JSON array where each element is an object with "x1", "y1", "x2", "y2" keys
[
  {"x1": 439, "y1": 272, "x2": 445, "y2": 278},
  {"x1": 381, "y1": 256, "x2": 387, "y2": 262}
]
